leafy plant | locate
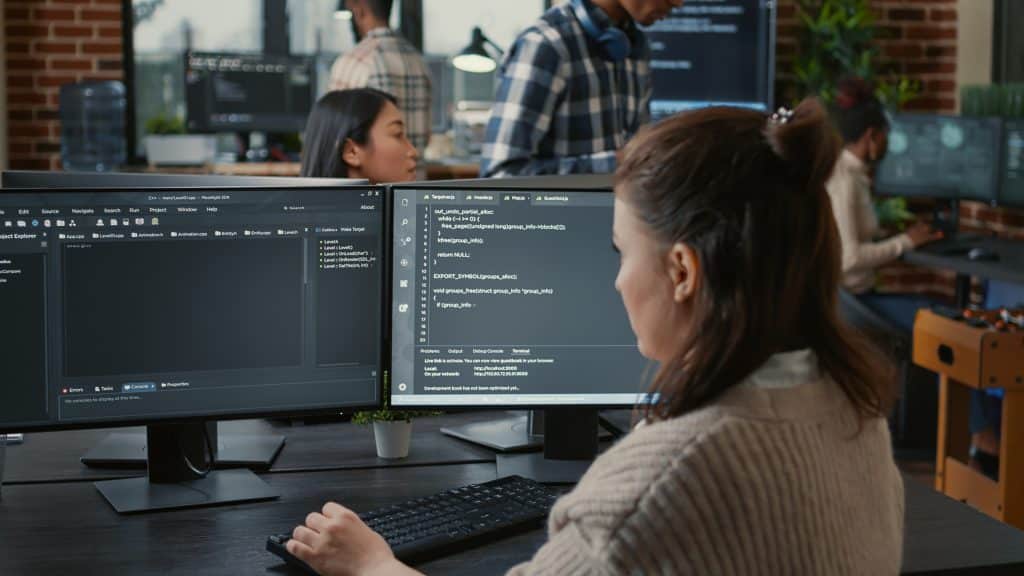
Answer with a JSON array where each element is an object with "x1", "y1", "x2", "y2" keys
[
  {"x1": 352, "y1": 373, "x2": 441, "y2": 424},
  {"x1": 144, "y1": 114, "x2": 186, "y2": 135},
  {"x1": 792, "y1": 0, "x2": 919, "y2": 108},
  {"x1": 875, "y1": 196, "x2": 915, "y2": 230}
]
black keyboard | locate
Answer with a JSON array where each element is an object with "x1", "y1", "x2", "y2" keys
[{"x1": 266, "y1": 475, "x2": 560, "y2": 573}]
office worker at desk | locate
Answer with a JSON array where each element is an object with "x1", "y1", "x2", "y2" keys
[
  {"x1": 825, "y1": 78, "x2": 942, "y2": 332},
  {"x1": 285, "y1": 100, "x2": 904, "y2": 575},
  {"x1": 300, "y1": 88, "x2": 419, "y2": 184},
  {"x1": 328, "y1": 0, "x2": 431, "y2": 152},
  {"x1": 481, "y1": 0, "x2": 680, "y2": 177}
]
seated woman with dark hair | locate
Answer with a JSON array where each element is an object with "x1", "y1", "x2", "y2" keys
[
  {"x1": 283, "y1": 99, "x2": 905, "y2": 576},
  {"x1": 301, "y1": 88, "x2": 419, "y2": 183}
]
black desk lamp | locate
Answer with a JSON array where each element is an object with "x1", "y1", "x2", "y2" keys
[{"x1": 453, "y1": 27, "x2": 504, "y2": 73}]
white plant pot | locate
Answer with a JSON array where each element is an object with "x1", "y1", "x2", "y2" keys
[
  {"x1": 144, "y1": 134, "x2": 217, "y2": 166},
  {"x1": 373, "y1": 420, "x2": 413, "y2": 459}
]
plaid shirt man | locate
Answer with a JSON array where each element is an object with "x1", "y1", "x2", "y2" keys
[
  {"x1": 329, "y1": 28, "x2": 432, "y2": 152},
  {"x1": 481, "y1": 1, "x2": 651, "y2": 177}
]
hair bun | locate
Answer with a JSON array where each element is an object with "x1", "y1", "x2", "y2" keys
[
  {"x1": 765, "y1": 98, "x2": 842, "y2": 197},
  {"x1": 835, "y1": 76, "x2": 875, "y2": 110}
]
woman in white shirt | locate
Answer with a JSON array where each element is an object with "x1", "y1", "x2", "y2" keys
[{"x1": 825, "y1": 77, "x2": 942, "y2": 331}]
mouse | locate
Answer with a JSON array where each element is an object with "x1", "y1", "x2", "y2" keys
[{"x1": 967, "y1": 247, "x2": 1000, "y2": 262}]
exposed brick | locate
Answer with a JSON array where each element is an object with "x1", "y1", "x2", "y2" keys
[
  {"x1": 53, "y1": 25, "x2": 95, "y2": 37},
  {"x1": 905, "y1": 61, "x2": 956, "y2": 74},
  {"x1": 925, "y1": 79, "x2": 957, "y2": 93},
  {"x1": 33, "y1": 7, "x2": 76, "y2": 21},
  {"x1": 34, "y1": 142, "x2": 62, "y2": 154},
  {"x1": 35, "y1": 41, "x2": 78, "y2": 54},
  {"x1": 883, "y1": 43, "x2": 923, "y2": 59},
  {"x1": 36, "y1": 109, "x2": 61, "y2": 121},
  {"x1": 81, "y1": 42, "x2": 121, "y2": 55},
  {"x1": 96, "y1": 25, "x2": 121, "y2": 38},
  {"x1": 905, "y1": 26, "x2": 957, "y2": 40},
  {"x1": 7, "y1": 110, "x2": 34, "y2": 122},
  {"x1": 4, "y1": 7, "x2": 31, "y2": 21},
  {"x1": 7, "y1": 25, "x2": 51, "y2": 38},
  {"x1": 8, "y1": 58, "x2": 47, "y2": 70},
  {"x1": 6, "y1": 41, "x2": 32, "y2": 54},
  {"x1": 9, "y1": 123, "x2": 52, "y2": 139},
  {"x1": 50, "y1": 58, "x2": 94, "y2": 71},
  {"x1": 9, "y1": 158, "x2": 54, "y2": 171},
  {"x1": 876, "y1": 26, "x2": 903, "y2": 40},
  {"x1": 37, "y1": 75, "x2": 78, "y2": 87},
  {"x1": 931, "y1": 8, "x2": 957, "y2": 22},
  {"x1": 96, "y1": 58, "x2": 123, "y2": 71},
  {"x1": 79, "y1": 8, "x2": 121, "y2": 22},
  {"x1": 888, "y1": 8, "x2": 926, "y2": 21},
  {"x1": 925, "y1": 45, "x2": 957, "y2": 59}
]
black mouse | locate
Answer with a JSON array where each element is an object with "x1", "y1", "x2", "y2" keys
[{"x1": 967, "y1": 247, "x2": 999, "y2": 262}]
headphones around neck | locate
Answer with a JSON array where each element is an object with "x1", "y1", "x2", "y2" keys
[{"x1": 571, "y1": 0, "x2": 632, "y2": 62}]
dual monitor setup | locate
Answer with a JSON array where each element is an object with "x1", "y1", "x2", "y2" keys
[
  {"x1": 876, "y1": 114, "x2": 1024, "y2": 210},
  {"x1": 0, "y1": 171, "x2": 649, "y2": 514}
]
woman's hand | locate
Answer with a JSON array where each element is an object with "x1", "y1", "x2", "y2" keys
[
  {"x1": 287, "y1": 502, "x2": 414, "y2": 576},
  {"x1": 905, "y1": 221, "x2": 943, "y2": 248}
]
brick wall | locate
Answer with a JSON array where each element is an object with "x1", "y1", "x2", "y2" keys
[{"x1": 4, "y1": 0, "x2": 122, "y2": 171}]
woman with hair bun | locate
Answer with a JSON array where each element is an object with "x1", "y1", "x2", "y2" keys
[{"x1": 826, "y1": 77, "x2": 943, "y2": 332}]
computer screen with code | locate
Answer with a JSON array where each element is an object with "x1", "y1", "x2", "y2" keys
[
  {"x1": 0, "y1": 186, "x2": 384, "y2": 431},
  {"x1": 390, "y1": 186, "x2": 651, "y2": 407}
]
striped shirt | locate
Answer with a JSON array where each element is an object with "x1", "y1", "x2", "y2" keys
[
  {"x1": 328, "y1": 28, "x2": 432, "y2": 152},
  {"x1": 481, "y1": 0, "x2": 651, "y2": 177},
  {"x1": 507, "y1": 350, "x2": 905, "y2": 575}
]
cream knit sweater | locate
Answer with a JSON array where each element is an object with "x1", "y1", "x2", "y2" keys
[
  {"x1": 826, "y1": 149, "x2": 914, "y2": 294},
  {"x1": 507, "y1": 350, "x2": 905, "y2": 575}
]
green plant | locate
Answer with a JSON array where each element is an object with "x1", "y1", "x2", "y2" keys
[
  {"x1": 352, "y1": 373, "x2": 441, "y2": 424},
  {"x1": 144, "y1": 114, "x2": 186, "y2": 136},
  {"x1": 874, "y1": 196, "x2": 915, "y2": 230},
  {"x1": 792, "y1": 0, "x2": 919, "y2": 109}
]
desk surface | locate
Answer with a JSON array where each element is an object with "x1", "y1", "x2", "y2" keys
[
  {"x1": 1, "y1": 412, "x2": 505, "y2": 485},
  {"x1": 905, "y1": 236, "x2": 1024, "y2": 285},
  {"x1": 3, "y1": 415, "x2": 1024, "y2": 575}
]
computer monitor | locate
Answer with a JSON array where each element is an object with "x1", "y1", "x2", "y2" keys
[
  {"x1": 1, "y1": 170, "x2": 365, "y2": 189},
  {"x1": 390, "y1": 181, "x2": 651, "y2": 482},
  {"x1": 999, "y1": 119, "x2": 1024, "y2": 209},
  {"x1": 0, "y1": 185, "x2": 385, "y2": 512},
  {"x1": 185, "y1": 51, "x2": 315, "y2": 133},
  {"x1": 642, "y1": 0, "x2": 775, "y2": 119},
  {"x1": 875, "y1": 114, "x2": 1002, "y2": 204}
]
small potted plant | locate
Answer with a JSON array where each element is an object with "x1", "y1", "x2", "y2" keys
[
  {"x1": 143, "y1": 114, "x2": 217, "y2": 166},
  {"x1": 352, "y1": 376, "x2": 439, "y2": 459}
]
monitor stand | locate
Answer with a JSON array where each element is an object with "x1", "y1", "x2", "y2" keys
[
  {"x1": 94, "y1": 422, "x2": 280, "y2": 514},
  {"x1": 81, "y1": 421, "x2": 285, "y2": 469},
  {"x1": 441, "y1": 410, "x2": 613, "y2": 453},
  {"x1": 496, "y1": 408, "x2": 599, "y2": 484}
]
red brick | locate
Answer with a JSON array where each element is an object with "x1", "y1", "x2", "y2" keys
[
  {"x1": 10, "y1": 159, "x2": 54, "y2": 171},
  {"x1": 50, "y1": 58, "x2": 93, "y2": 70},
  {"x1": 5, "y1": 7, "x2": 31, "y2": 21},
  {"x1": 35, "y1": 41, "x2": 77, "y2": 54},
  {"x1": 905, "y1": 61, "x2": 956, "y2": 74},
  {"x1": 6, "y1": 142, "x2": 32, "y2": 156},
  {"x1": 883, "y1": 43, "x2": 923, "y2": 59},
  {"x1": 35, "y1": 109, "x2": 61, "y2": 121},
  {"x1": 79, "y1": 8, "x2": 121, "y2": 22},
  {"x1": 34, "y1": 7, "x2": 76, "y2": 21},
  {"x1": 7, "y1": 110, "x2": 34, "y2": 122},
  {"x1": 888, "y1": 8, "x2": 926, "y2": 21},
  {"x1": 876, "y1": 26, "x2": 903, "y2": 40},
  {"x1": 904, "y1": 97, "x2": 957, "y2": 112},
  {"x1": 905, "y1": 26, "x2": 957, "y2": 40},
  {"x1": 6, "y1": 41, "x2": 31, "y2": 53},
  {"x1": 53, "y1": 25, "x2": 95, "y2": 37},
  {"x1": 925, "y1": 45, "x2": 957, "y2": 58},
  {"x1": 7, "y1": 25, "x2": 51, "y2": 38},
  {"x1": 931, "y1": 8, "x2": 957, "y2": 22},
  {"x1": 8, "y1": 58, "x2": 47, "y2": 70},
  {"x1": 97, "y1": 58, "x2": 123, "y2": 71},
  {"x1": 9, "y1": 123, "x2": 52, "y2": 138},
  {"x1": 37, "y1": 75, "x2": 78, "y2": 87},
  {"x1": 96, "y1": 25, "x2": 122, "y2": 38},
  {"x1": 35, "y1": 142, "x2": 62, "y2": 154},
  {"x1": 81, "y1": 41, "x2": 120, "y2": 55},
  {"x1": 926, "y1": 79, "x2": 957, "y2": 93}
]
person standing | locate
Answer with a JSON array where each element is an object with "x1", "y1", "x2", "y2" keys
[
  {"x1": 328, "y1": 0, "x2": 432, "y2": 152},
  {"x1": 481, "y1": 0, "x2": 682, "y2": 177}
]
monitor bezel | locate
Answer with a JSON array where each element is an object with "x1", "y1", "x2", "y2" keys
[
  {"x1": 0, "y1": 184, "x2": 388, "y2": 434},
  {"x1": 386, "y1": 182, "x2": 654, "y2": 411},
  {"x1": 998, "y1": 118, "x2": 1024, "y2": 210}
]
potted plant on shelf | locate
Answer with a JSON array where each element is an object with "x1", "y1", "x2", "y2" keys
[
  {"x1": 143, "y1": 114, "x2": 217, "y2": 166},
  {"x1": 353, "y1": 376, "x2": 440, "y2": 459}
]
